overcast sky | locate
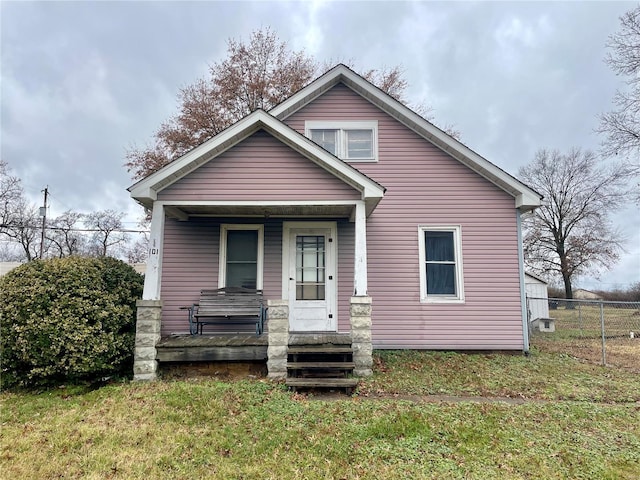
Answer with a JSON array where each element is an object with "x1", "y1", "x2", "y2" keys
[{"x1": 1, "y1": 0, "x2": 638, "y2": 290}]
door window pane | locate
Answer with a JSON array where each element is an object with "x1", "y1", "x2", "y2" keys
[{"x1": 296, "y1": 235, "x2": 325, "y2": 300}]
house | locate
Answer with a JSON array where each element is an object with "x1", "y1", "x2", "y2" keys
[
  {"x1": 129, "y1": 64, "x2": 542, "y2": 382},
  {"x1": 573, "y1": 288, "x2": 603, "y2": 300}
]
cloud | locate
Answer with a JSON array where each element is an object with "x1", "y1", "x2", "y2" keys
[{"x1": 1, "y1": 0, "x2": 637, "y2": 286}]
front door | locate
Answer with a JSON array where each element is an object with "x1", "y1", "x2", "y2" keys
[{"x1": 283, "y1": 222, "x2": 337, "y2": 332}]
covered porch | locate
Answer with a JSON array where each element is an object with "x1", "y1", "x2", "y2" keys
[
  {"x1": 128, "y1": 112, "x2": 386, "y2": 383},
  {"x1": 133, "y1": 201, "x2": 377, "y2": 382}
]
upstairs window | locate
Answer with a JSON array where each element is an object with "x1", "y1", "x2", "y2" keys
[{"x1": 306, "y1": 121, "x2": 378, "y2": 162}]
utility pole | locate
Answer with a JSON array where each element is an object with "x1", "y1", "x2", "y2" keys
[{"x1": 39, "y1": 186, "x2": 48, "y2": 258}]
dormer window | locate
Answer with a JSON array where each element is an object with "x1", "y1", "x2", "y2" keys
[{"x1": 305, "y1": 121, "x2": 378, "y2": 162}]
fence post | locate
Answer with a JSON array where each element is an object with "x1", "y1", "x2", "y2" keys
[
  {"x1": 600, "y1": 302, "x2": 606, "y2": 366},
  {"x1": 578, "y1": 302, "x2": 583, "y2": 336}
]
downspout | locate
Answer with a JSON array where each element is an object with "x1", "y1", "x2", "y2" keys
[{"x1": 516, "y1": 209, "x2": 530, "y2": 354}]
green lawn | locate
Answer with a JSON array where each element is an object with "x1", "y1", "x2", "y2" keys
[{"x1": 2, "y1": 350, "x2": 639, "y2": 479}]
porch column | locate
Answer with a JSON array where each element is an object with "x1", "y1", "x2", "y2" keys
[
  {"x1": 134, "y1": 202, "x2": 165, "y2": 381},
  {"x1": 133, "y1": 299, "x2": 162, "y2": 381},
  {"x1": 142, "y1": 202, "x2": 165, "y2": 300},
  {"x1": 350, "y1": 296, "x2": 373, "y2": 376},
  {"x1": 267, "y1": 299, "x2": 289, "y2": 379},
  {"x1": 353, "y1": 201, "x2": 368, "y2": 296}
]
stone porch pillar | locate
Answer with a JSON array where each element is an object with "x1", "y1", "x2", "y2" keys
[
  {"x1": 267, "y1": 299, "x2": 289, "y2": 379},
  {"x1": 133, "y1": 299, "x2": 162, "y2": 381},
  {"x1": 350, "y1": 296, "x2": 373, "y2": 376}
]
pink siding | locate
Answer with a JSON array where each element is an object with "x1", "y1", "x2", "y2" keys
[
  {"x1": 160, "y1": 218, "x2": 218, "y2": 335},
  {"x1": 285, "y1": 84, "x2": 524, "y2": 350},
  {"x1": 158, "y1": 130, "x2": 360, "y2": 201},
  {"x1": 159, "y1": 218, "x2": 355, "y2": 336}
]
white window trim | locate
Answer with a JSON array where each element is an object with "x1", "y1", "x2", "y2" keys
[
  {"x1": 305, "y1": 120, "x2": 378, "y2": 162},
  {"x1": 218, "y1": 224, "x2": 264, "y2": 290},
  {"x1": 418, "y1": 225, "x2": 465, "y2": 304}
]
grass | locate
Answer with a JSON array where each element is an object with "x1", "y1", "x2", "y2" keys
[
  {"x1": 2, "y1": 350, "x2": 639, "y2": 479},
  {"x1": 531, "y1": 305, "x2": 640, "y2": 371},
  {"x1": 362, "y1": 349, "x2": 640, "y2": 403}
]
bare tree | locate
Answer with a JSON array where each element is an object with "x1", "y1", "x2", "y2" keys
[
  {"x1": 519, "y1": 148, "x2": 630, "y2": 299},
  {"x1": 47, "y1": 210, "x2": 87, "y2": 258},
  {"x1": 597, "y1": 6, "x2": 640, "y2": 166},
  {"x1": 2, "y1": 197, "x2": 41, "y2": 261},
  {"x1": 125, "y1": 28, "x2": 418, "y2": 180},
  {"x1": 84, "y1": 210, "x2": 128, "y2": 257},
  {"x1": 0, "y1": 160, "x2": 42, "y2": 260},
  {"x1": 124, "y1": 236, "x2": 148, "y2": 264},
  {"x1": 0, "y1": 160, "x2": 23, "y2": 234}
]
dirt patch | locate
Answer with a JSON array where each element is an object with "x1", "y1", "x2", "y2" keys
[{"x1": 160, "y1": 361, "x2": 267, "y2": 380}]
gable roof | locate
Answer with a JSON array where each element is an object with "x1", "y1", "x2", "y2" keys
[
  {"x1": 525, "y1": 272, "x2": 548, "y2": 284},
  {"x1": 128, "y1": 109, "x2": 385, "y2": 215},
  {"x1": 271, "y1": 64, "x2": 542, "y2": 211}
]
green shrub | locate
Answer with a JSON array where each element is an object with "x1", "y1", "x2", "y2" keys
[{"x1": 0, "y1": 256, "x2": 143, "y2": 389}]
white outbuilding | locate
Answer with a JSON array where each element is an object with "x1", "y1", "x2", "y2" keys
[{"x1": 525, "y1": 273, "x2": 553, "y2": 332}]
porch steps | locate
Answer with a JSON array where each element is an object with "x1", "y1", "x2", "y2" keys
[
  {"x1": 285, "y1": 341, "x2": 358, "y2": 393},
  {"x1": 287, "y1": 362, "x2": 356, "y2": 370},
  {"x1": 286, "y1": 378, "x2": 358, "y2": 389}
]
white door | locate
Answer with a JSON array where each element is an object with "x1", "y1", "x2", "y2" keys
[{"x1": 284, "y1": 223, "x2": 337, "y2": 332}]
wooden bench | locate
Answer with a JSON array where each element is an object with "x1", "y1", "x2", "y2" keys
[{"x1": 185, "y1": 287, "x2": 267, "y2": 335}]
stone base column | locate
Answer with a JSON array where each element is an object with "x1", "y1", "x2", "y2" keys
[
  {"x1": 267, "y1": 300, "x2": 289, "y2": 379},
  {"x1": 133, "y1": 299, "x2": 162, "y2": 381},
  {"x1": 350, "y1": 296, "x2": 373, "y2": 377}
]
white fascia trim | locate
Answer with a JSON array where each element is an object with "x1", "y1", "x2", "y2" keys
[
  {"x1": 262, "y1": 115, "x2": 384, "y2": 199},
  {"x1": 157, "y1": 200, "x2": 360, "y2": 207},
  {"x1": 270, "y1": 66, "x2": 344, "y2": 118},
  {"x1": 272, "y1": 65, "x2": 541, "y2": 209},
  {"x1": 128, "y1": 109, "x2": 268, "y2": 199},
  {"x1": 418, "y1": 225, "x2": 465, "y2": 304},
  {"x1": 129, "y1": 109, "x2": 384, "y2": 210}
]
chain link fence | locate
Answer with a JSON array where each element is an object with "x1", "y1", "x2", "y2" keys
[{"x1": 527, "y1": 297, "x2": 640, "y2": 371}]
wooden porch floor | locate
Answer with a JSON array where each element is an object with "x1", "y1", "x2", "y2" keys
[{"x1": 156, "y1": 332, "x2": 352, "y2": 363}]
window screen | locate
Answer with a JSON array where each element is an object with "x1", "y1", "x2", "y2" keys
[{"x1": 226, "y1": 230, "x2": 258, "y2": 289}]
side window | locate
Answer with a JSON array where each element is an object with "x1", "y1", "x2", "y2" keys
[
  {"x1": 418, "y1": 226, "x2": 464, "y2": 303},
  {"x1": 219, "y1": 225, "x2": 264, "y2": 290},
  {"x1": 305, "y1": 121, "x2": 378, "y2": 162}
]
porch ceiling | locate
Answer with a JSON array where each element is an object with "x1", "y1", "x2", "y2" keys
[{"x1": 165, "y1": 204, "x2": 355, "y2": 219}]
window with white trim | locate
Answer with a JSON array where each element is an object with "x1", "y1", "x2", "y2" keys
[
  {"x1": 305, "y1": 121, "x2": 378, "y2": 162},
  {"x1": 418, "y1": 226, "x2": 464, "y2": 303},
  {"x1": 218, "y1": 224, "x2": 264, "y2": 290}
]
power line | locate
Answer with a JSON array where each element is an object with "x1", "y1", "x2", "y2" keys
[{"x1": 0, "y1": 223, "x2": 149, "y2": 234}]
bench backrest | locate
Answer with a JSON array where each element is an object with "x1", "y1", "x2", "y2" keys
[{"x1": 197, "y1": 287, "x2": 263, "y2": 316}]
